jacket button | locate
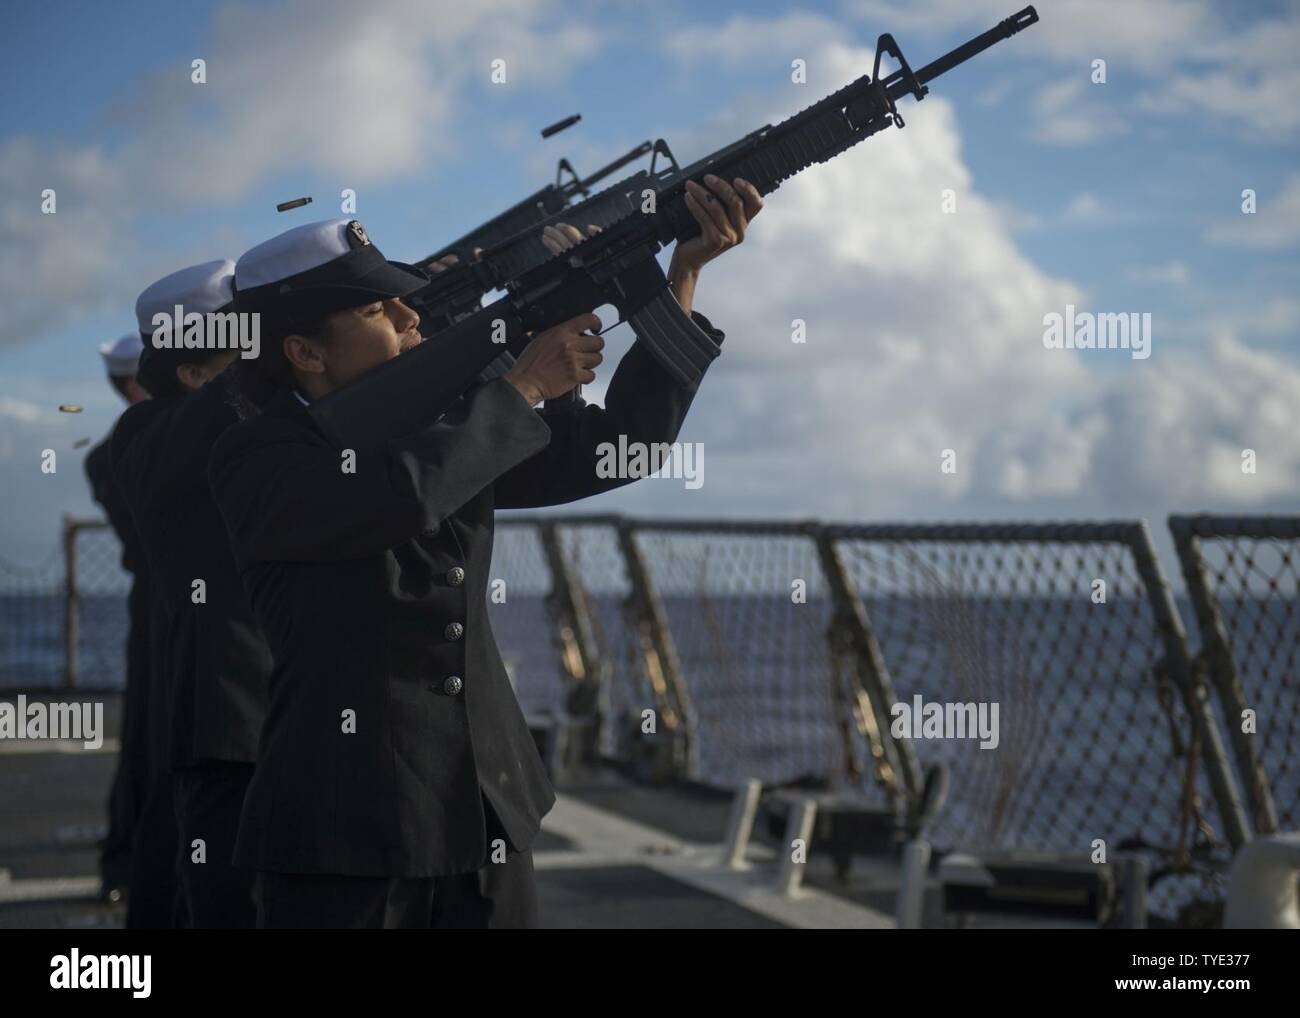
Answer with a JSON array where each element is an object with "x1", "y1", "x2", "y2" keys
[
  {"x1": 445, "y1": 622, "x2": 464, "y2": 641},
  {"x1": 443, "y1": 675, "x2": 463, "y2": 696},
  {"x1": 446, "y1": 566, "x2": 465, "y2": 586},
  {"x1": 422, "y1": 522, "x2": 440, "y2": 537}
]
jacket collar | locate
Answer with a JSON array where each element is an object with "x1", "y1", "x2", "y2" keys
[{"x1": 262, "y1": 383, "x2": 319, "y2": 432}]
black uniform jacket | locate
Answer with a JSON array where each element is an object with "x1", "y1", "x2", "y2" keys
[
  {"x1": 208, "y1": 313, "x2": 724, "y2": 877},
  {"x1": 86, "y1": 433, "x2": 145, "y2": 575},
  {"x1": 85, "y1": 431, "x2": 152, "y2": 814},
  {"x1": 86, "y1": 431, "x2": 154, "y2": 696},
  {"x1": 112, "y1": 375, "x2": 272, "y2": 769}
]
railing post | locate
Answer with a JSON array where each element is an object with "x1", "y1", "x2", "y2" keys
[
  {"x1": 538, "y1": 521, "x2": 608, "y2": 770},
  {"x1": 61, "y1": 515, "x2": 78, "y2": 691},
  {"x1": 1127, "y1": 521, "x2": 1251, "y2": 851},
  {"x1": 814, "y1": 526, "x2": 922, "y2": 807},
  {"x1": 616, "y1": 521, "x2": 696, "y2": 781},
  {"x1": 1169, "y1": 516, "x2": 1279, "y2": 836}
]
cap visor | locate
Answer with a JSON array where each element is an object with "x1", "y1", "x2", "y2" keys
[{"x1": 351, "y1": 259, "x2": 430, "y2": 301}]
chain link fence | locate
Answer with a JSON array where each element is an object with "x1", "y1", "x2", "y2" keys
[
  {"x1": 63, "y1": 520, "x2": 133, "y2": 691},
  {"x1": 609, "y1": 519, "x2": 889, "y2": 800},
  {"x1": 553, "y1": 519, "x2": 636, "y2": 761},
  {"x1": 1170, "y1": 514, "x2": 1300, "y2": 837},
  {"x1": 1, "y1": 517, "x2": 133, "y2": 690},
  {"x1": 483, "y1": 521, "x2": 569, "y2": 719},
  {"x1": 19, "y1": 511, "x2": 1289, "y2": 922},
  {"x1": 828, "y1": 521, "x2": 1248, "y2": 918},
  {"x1": 0, "y1": 534, "x2": 66, "y2": 689}
]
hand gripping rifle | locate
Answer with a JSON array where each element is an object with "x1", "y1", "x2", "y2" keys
[
  {"x1": 411, "y1": 138, "x2": 680, "y2": 333},
  {"x1": 310, "y1": 7, "x2": 1039, "y2": 449},
  {"x1": 418, "y1": 141, "x2": 657, "y2": 265}
]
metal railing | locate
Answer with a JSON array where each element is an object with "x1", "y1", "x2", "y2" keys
[
  {"x1": 20, "y1": 510, "x2": 1293, "y2": 919},
  {"x1": 1170, "y1": 514, "x2": 1300, "y2": 836}
]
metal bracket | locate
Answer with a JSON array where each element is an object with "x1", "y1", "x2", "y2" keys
[
  {"x1": 872, "y1": 33, "x2": 928, "y2": 128},
  {"x1": 649, "y1": 138, "x2": 680, "y2": 177},
  {"x1": 556, "y1": 157, "x2": 586, "y2": 198}
]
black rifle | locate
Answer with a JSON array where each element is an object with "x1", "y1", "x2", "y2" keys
[
  {"x1": 312, "y1": 7, "x2": 1040, "y2": 449},
  {"x1": 412, "y1": 139, "x2": 680, "y2": 332},
  {"x1": 415, "y1": 142, "x2": 657, "y2": 309}
]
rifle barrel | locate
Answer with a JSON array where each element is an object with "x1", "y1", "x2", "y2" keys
[{"x1": 888, "y1": 5, "x2": 1038, "y2": 96}]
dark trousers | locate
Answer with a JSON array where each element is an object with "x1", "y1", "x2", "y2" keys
[
  {"x1": 125, "y1": 766, "x2": 183, "y2": 928},
  {"x1": 125, "y1": 683, "x2": 183, "y2": 927},
  {"x1": 254, "y1": 850, "x2": 538, "y2": 929},
  {"x1": 99, "y1": 581, "x2": 152, "y2": 891},
  {"x1": 98, "y1": 751, "x2": 136, "y2": 892},
  {"x1": 253, "y1": 797, "x2": 539, "y2": 929},
  {"x1": 173, "y1": 761, "x2": 256, "y2": 928}
]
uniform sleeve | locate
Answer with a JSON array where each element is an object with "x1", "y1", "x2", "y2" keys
[
  {"x1": 85, "y1": 437, "x2": 142, "y2": 574},
  {"x1": 210, "y1": 377, "x2": 552, "y2": 564},
  {"x1": 110, "y1": 399, "x2": 170, "y2": 536},
  {"x1": 493, "y1": 311, "x2": 724, "y2": 510}
]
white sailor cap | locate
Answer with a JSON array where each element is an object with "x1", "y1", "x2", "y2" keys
[
  {"x1": 135, "y1": 259, "x2": 236, "y2": 335},
  {"x1": 233, "y1": 219, "x2": 428, "y2": 326},
  {"x1": 98, "y1": 332, "x2": 144, "y2": 378},
  {"x1": 135, "y1": 259, "x2": 237, "y2": 381}
]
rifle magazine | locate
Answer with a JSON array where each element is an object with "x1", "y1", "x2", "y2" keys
[{"x1": 628, "y1": 290, "x2": 721, "y2": 390}]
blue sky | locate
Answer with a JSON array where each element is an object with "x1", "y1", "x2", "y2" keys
[{"x1": 1, "y1": 0, "x2": 1298, "y2": 568}]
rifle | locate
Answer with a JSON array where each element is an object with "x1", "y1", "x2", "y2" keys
[
  {"x1": 409, "y1": 137, "x2": 683, "y2": 330},
  {"x1": 414, "y1": 141, "x2": 660, "y2": 323},
  {"x1": 311, "y1": 7, "x2": 1040, "y2": 449}
]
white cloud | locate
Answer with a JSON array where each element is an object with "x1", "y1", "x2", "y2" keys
[
  {"x1": 664, "y1": 12, "x2": 839, "y2": 67},
  {"x1": 1205, "y1": 175, "x2": 1300, "y2": 250},
  {"x1": 1093, "y1": 334, "x2": 1300, "y2": 502},
  {"x1": 1215, "y1": 297, "x2": 1300, "y2": 339},
  {"x1": 849, "y1": 0, "x2": 1219, "y2": 70},
  {"x1": 0, "y1": 375, "x2": 125, "y2": 565},
  {"x1": 1137, "y1": 8, "x2": 1300, "y2": 139},
  {"x1": 4, "y1": 0, "x2": 1297, "y2": 561},
  {"x1": 986, "y1": 199, "x2": 1041, "y2": 234},
  {"x1": 0, "y1": 138, "x2": 137, "y2": 346},
  {"x1": 604, "y1": 39, "x2": 1300, "y2": 522},
  {"x1": 158, "y1": 0, "x2": 600, "y2": 203},
  {"x1": 0, "y1": 397, "x2": 43, "y2": 425},
  {"x1": 0, "y1": 0, "x2": 601, "y2": 349},
  {"x1": 1125, "y1": 261, "x2": 1189, "y2": 287},
  {"x1": 975, "y1": 76, "x2": 1015, "y2": 109},
  {"x1": 1029, "y1": 78, "x2": 1124, "y2": 148},
  {"x1": 1061, "y1": 191, "x2": 1119, "y2": 226},
  {"x1": 850, "y1": 1, "x2": 1299, "y2": 144},
  {"x1": 1139, "y1": 68, "x2": 1300, "y2": 137}
]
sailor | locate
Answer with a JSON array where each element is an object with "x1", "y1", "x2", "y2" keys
[
  {"x1": 111, "y1": 260, "x2": 272, "y2": 928},
  {"x1": 84, "y1": 332, "x2": 150, "y2": 903},
  {"x1": 209, "y1": 173, "x2": 761, "y2": 929}
]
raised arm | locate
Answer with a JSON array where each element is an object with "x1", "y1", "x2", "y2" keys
[
  {"x1": 495, "y1": 174, "x2": 759, "y2": 509},
  {"x1": 494, "y1": 311, "x2": 723, "y2": 509}
]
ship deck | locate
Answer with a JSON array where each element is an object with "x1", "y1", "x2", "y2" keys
[{"x1": 1, "y1": 693, "x2": 1098, "y2": 930}]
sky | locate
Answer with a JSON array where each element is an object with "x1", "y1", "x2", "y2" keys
[{"x1": 1, "y1": 0, "x2": 1297, "y2": 575}]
